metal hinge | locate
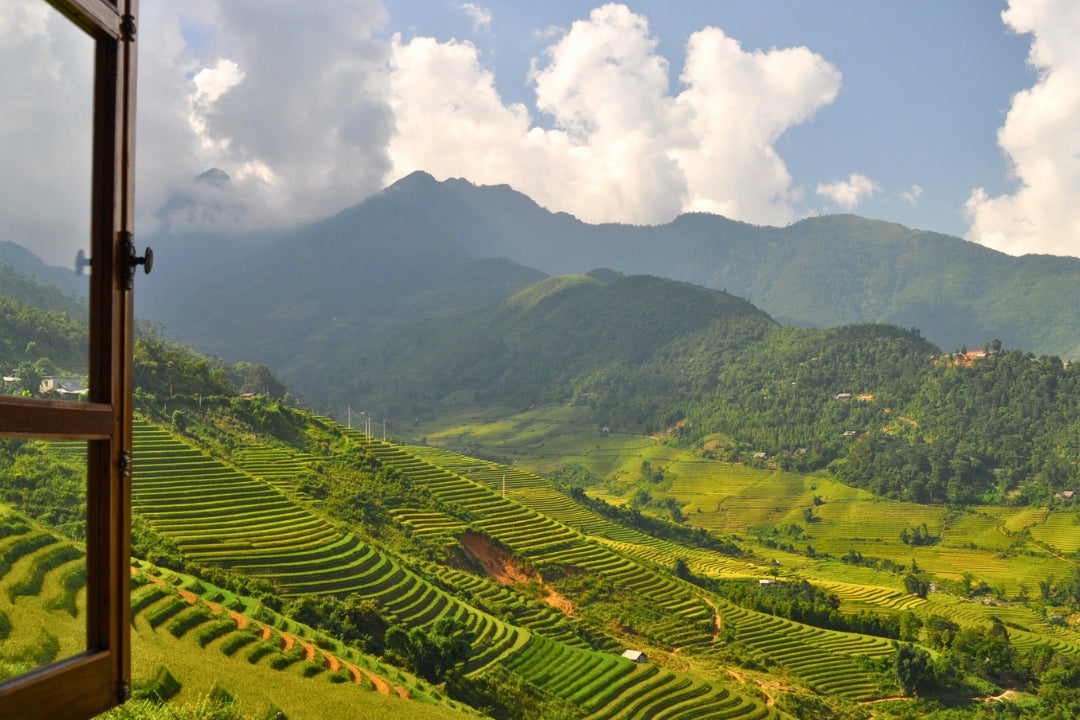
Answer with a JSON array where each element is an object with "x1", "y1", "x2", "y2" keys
[
  {"x1": 119, "y1": 449, "x2": 132, "y2": 481},
  {"x1": 120, "y1": 14, "x2": 136, "y2": 42}
]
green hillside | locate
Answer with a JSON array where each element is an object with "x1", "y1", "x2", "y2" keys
[
  {"x1": 378, "y1": 173, "x2": 1080, "y2": 360},
  {"x1": 337, "y1": 273, "x2": 1080, "y2": 505},
  {"x1": 5, "y1": 246, "x2": 1080, "y2": 718},
  {"x1": 3, "y1": 379, "x2": 1080, "y2": 717}
]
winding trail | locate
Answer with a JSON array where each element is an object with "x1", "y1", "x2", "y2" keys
[{"x1": 701, "y1": 597, "x2": 722, "y2": 640}]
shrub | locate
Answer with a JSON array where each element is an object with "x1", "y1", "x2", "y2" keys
[
  {"x1": 219, "y1": 631, "x2": 258, "y2": 657},
  {"x1": 193, "y1": 618, "x2": 238, "y2": 648},
  {"x1": 245, "y1": 641, "x2": 277, "y2": 664},
  {"x1": 134, "y1": 665, "x2": 182, "y2": 704}
]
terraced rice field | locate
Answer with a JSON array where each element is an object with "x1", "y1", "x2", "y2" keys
[
  {"x1": 364, "y1": 434, "x2": 896, "y2": 700},
  {"x1": 810, "y1": 500, "x2": 944, "y2": 544},
  {"x1": 0, "y1": 521, "x2": 86, "y2": 668},
  {"x1": 131, "y1": 421, "x2": 531, "y2": 667},
  {"x1": 1028, "y1": 510, "x2": 1080, "y2": 555},
  {"x1": 503, "y1": 635, "x2": 781, "y2": 720},
  {"x1": 235, "y1": 446, "x2": 316, "y2": 493},
  {"x1": 132, "y1": 421, "x2": 789, "y2": 718}
]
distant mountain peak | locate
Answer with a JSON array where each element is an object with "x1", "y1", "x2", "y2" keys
[{"x1": 195, "y1": 168, "x2": 230, "y2": 188}]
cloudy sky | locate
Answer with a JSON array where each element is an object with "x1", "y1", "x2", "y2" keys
[{"x1": 5, "y1": 0, "x2": 1080, "y2": 265}]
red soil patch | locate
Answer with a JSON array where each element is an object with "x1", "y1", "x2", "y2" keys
[
  {"x1": 345, "y1": 663, "x2": 363, "y2": 684},
  {"x1": 358, "y1": 667, "x2": 392, "y2": 695},
  {"x1": 299, "y1": 640, "x2": 317, "y2": 662},
  {"x1": 280, "y1": 632, "x2": 295, "y2": 653},
  {"x1": 394, "y1": 685, "x2": 411, "y2": 699},
  {"x1": 459, "y1": 531, "x2": 574, "y2": 616},
  {"x1": 260, "y1": 625, "x2": 273, "y2": 641},
  {"x1": 325, "y1": 652, "x2": 340, "y2": 673},
  {"x1": 231, "y1": 611, "x2": 249, "y2": 630}
]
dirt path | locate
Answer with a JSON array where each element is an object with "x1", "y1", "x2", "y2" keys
[
  {"x1": 701, "y1": 597, "x2": 722, "y2": 640},
  {"x1": 726, "y1": 670, "x2": 776, "y2": 707}
]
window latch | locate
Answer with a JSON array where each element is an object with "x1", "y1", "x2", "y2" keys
[{"x1": 121, "y1": 231, "x2": 152, "y2": 290}]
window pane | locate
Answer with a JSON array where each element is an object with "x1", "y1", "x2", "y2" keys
[
  {"x1": 0, "y1": 439, "x2": 87, "y2": 677},
  {"x1": 0, "y1": 0, "x2": 93, "y2": 401}
]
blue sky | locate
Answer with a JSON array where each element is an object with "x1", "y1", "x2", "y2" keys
[
  {"x1": 381, "y1": 1, "x2": 1034, "y2": 239},
  {"x1": 5, "y1": 0, "x2": 1079, "y2": 265}
]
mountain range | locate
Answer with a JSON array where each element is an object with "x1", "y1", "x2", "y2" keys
[{"x1": 19, "y1": 170, "x2": 1080, "y2": 409}]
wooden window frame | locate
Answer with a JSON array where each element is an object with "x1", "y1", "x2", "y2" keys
[{"x1": 0, "y1": 0, "x2": 137, "y2": 717}]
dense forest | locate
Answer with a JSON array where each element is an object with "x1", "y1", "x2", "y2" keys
[{"x1": 333, "y1": 272, "x2": 1080, "y2": 505}]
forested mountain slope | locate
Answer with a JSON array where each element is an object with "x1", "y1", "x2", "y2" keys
[
  {"x1": 345, "y1": 271, "x2": 1080, "y2": 505},
  {"x1": 379, "y1": 172, "x2": 1080, "y2": 359}
]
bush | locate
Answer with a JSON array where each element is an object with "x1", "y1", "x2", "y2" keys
[
  {"x1": 245, "y1": 641, "x2": 277, "y2": 664},
  {"x1": 194, "y1": 618, "x2": 238, "y2": 648},
  {"x1": 299, "y1": 661, "x2": 324, "y2": 677},
  {"x1": 134, "y1": 665, "x2": 182, "y2": 704},
  {"x1": 219, "y1": 631, "x2": 258, "y2": 657}
]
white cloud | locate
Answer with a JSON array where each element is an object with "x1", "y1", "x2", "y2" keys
[
  {"x1": 673, "y1": 27, "x2": 842, "y2": 224},
  {"x1": 457, "y1": 3, "x2": 492, "y2": 33},
  {"x1": 902, "y1": 183, "x2": 923, "y2": 206},
  {"x1": 0, "y1": 0, "x2": 94, "y2": 266},
  {"x1": 388, "y1": 3, "x2": 841, "y2": 226},
  {"x1": 127, "y1": 0, "x2": 394, "y2": 236},
  {"x1": 3, "y1": 0, "x2": 845, "y2": 253},
  {"x1": 964, "y1": 0, "x2": 1080, "y2": 256},
  {"x1": 816, "y1": 173, "x2": 880, "y2": 211}
]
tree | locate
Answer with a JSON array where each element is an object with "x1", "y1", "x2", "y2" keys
[
  {"x1": 385, "y1": 617, "x2": 474, "y2": 682},
  {"x1": 903, "y1": 573, "x2": 930, "y2": 599},
  {"x1": 899, "y1": 612, "x2": 923, "y2": 642},
  {"x1": 894, "y1": 643, "x2": 933, "y2": 696},
  {"x1": 15, "y1": 359, "x2": 46, "y2": 396},
  {"x1": 924, "y1": 615, "x2": 959, "y2": 651}
]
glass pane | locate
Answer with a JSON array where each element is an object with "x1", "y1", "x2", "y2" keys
[
  {"x1": 0, "y1": 439, "x2": 87, "y2": 676},
  {"x1": 0, "y1": 0, "x2": 93, "y2": 401}
]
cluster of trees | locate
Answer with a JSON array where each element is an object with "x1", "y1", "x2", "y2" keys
[
  {"x1": 893, "y1": 617, "x2": 1080, "y2": 715},
  {"x1": 285, "y1": 594, "x2": 388, "y2": 655},
  {"x1": 834, "y1": 349, "x2": 1080, "y2": 505},
  {"x1": 384, "y1": 616, "x2": 473, "y2": 683},
  {"x1": 0, "y1": 294, "x2": 87, "y2": 396},
  {"x1": 329, "y1": 267, "x2": 1080, "y2": 508},
  {"x1": 701, "y1": 576, "x2": 903, "y2": 639},
  {"x1": 133, "y1": 335, "x2": 287, "y2": 404},
  {"x1": 552, "y1": 477, "x2": 741, "y2": 555},
  {"x1": 900, "y1": 523, "x2": 939, "y2": 546},
  {"x1": 0, "y1": 440, "x2": 85, "y2": 539}
]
